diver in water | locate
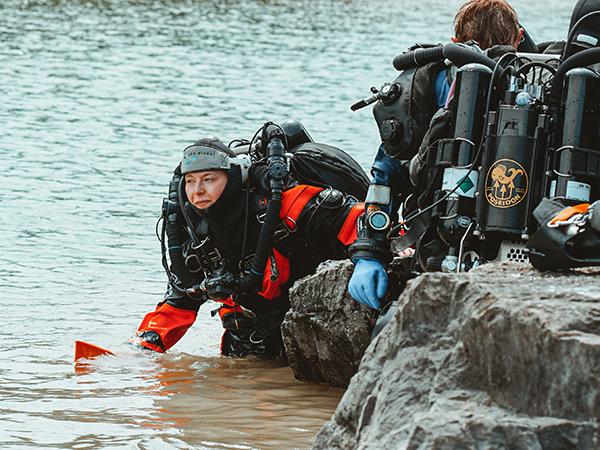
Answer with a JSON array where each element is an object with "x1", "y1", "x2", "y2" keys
[
  {"x1": 135, "y1": 136, "x2": 364, "y2": 357},
  {"x1": 348, "y1": 0, "x2": 525, "y2": 310}
]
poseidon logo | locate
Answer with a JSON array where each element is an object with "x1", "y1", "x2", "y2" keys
[{"x1": 485, "y1": 159, "x2": 528, "y2": 208}]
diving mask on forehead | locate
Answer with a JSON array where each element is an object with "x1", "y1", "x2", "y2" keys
[
  {"x1": 182, "y1": 145, "x2": 232, "y2": 173},
  {"x1": 181, "y1": 143, "x2": 251, "y2": 182}
]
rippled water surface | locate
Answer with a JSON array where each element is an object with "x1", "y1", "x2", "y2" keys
[{"x1": 1, "y1": 0, "x2": 575, "y2": 448}]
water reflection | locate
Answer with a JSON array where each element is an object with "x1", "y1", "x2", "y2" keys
[{"x1": 72, "y1": 353, "x2": 342, "y2": 449}]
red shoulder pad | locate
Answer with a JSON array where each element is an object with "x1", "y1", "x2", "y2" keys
[{"x1": 280, "y1": 185, "x2": 323, "y2": 231}]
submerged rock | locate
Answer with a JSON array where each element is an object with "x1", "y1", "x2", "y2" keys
[{"x1": 314, "y1": 263, "x2": 600, "y2": 449}]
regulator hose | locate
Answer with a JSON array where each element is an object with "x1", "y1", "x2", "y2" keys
[
  {"x1": 158, "y1": 170, "x2": 198, "y2": 293},
  {"x1": 443, "y1": 43, "x2": 496, "y2": 70},
  {"x1": 547, "y1": 47, "x2": 600, "y2": 106},
  {"x1": 392, "y1": 45, "x2": 444, "y2": 71},
  {"x1": 393, "y1": 43, "x2": 496, "y2": 71},
  {"x1": 234, "y1": 123, "x2": 288, "y2": 294},
  {"x1": 234, "y1": 193, "x2": 282, "y2": 294}
]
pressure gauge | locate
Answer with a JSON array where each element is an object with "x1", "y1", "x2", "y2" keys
[{"x1": 367, "y1": 211, "x2": 391, "y2": 231}]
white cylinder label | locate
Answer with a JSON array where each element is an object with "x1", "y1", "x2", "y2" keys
[
  {"x1": 549, "y1": 180, "x2": 591, "y2": 202},
  {"x1": 442, "y1": 168, "x2": 479, "y2": 198}
]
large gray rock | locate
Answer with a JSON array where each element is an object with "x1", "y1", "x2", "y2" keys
[
  {"x1": 281, "y1": 260, "x2": 378, "y2": 387},
  {"x1": 315, "y1": 263, "x2": 600, "y2": 449}
]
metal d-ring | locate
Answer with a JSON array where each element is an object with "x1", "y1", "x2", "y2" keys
[
  {"x1": 283, "y1": 216, "x2": 297, "y2": 232},
  {"x1": 249, "y1": 330, "x2": 265, "y2": 344},
  {"x1": 457, "y1": 220, "x2": 475, "y2": 274},
  {"x1": 552, "y1": 145, "x2": 576, "y2": 178}
]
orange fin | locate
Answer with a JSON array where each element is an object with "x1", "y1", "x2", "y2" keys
[{"x1": 74, "y1": 340, "x2": 115, "y2": 361}]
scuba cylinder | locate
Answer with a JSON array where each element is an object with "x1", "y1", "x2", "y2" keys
[
  {"x1": 526, "y1": 31, "x2": 600, "y2": 269},
  {"x1": 549, "y1": 68, "x2": 600, "y2": 203},
  {"x1": 430, "y1": 63, "x2": 492, "y2": 272}
]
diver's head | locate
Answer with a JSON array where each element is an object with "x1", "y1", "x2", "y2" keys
[
  {"x1": 453, "y1": 0, "x2": 522, "y2": 49},
  {"x1": 181, "y1": 138, "x2": 238, "y2": 210},
  {"x1": 184, "y1": 169, "x2": 228, "y2": 210},
  {"x1": 565, "y1": 0, "x2": 600, "y2": 58}
]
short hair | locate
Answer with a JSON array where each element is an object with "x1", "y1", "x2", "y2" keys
[{"x1": 454, "y1": 0, "x2": 520, "y2": 50}]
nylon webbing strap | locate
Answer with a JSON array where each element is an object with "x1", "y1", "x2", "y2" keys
[{"x1": 390, "y1": 210, "x2": 432, "y2": 253}]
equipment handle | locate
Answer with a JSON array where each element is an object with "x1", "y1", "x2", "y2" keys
[{"x1": 350, "y1": 93, "x2": 380, "y2": 112}]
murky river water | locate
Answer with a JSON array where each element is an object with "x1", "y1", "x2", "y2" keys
[{"x1": 0, "y1": 0, "x2": 574, "y2": 448}]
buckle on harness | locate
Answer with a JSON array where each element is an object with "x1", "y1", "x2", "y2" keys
[
  {"x1": 194, "y1": 237, "x2": 222, "y2": 265},
  {"x1": 546, "y1": 204, "x2": 591, "y2": 238},
  {"x1": 548, "y1": 213, "x2": 589, "y2": 229},
  {"x1": 256, "y1": 212, "x2": 296, "y2": 242},
  {"x1": 249, "y1": 330, "x2": 267, "y2": 344},
  {"x1": 184, "y1": 236, "x2": 223, "y2": 273},
  {"x1": 273, "y1": 218, "x2": 297, "y2": 242}
]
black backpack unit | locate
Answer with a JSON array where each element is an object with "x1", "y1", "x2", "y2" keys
[
  {"x1": 288, "y1": 142, "x2": 369, "y2": 200},
  {"x1": 247, "y1": 120, "x2": 370, "y2": 200}
]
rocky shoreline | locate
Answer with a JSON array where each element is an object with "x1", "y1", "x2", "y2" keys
[{"x1": 282, "y1": 261, "x2": 600, "y2": 449}]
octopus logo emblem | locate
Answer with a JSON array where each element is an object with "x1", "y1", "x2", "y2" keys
[{"x1": 485, "y1": 159, "x2": 528, "y2": 208}]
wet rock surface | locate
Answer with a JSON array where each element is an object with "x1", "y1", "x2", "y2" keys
[
  {"x1": 313, "y1": 263, "x2": 600, "y2": 449},
  {"x1": 281, "y1": 260, "x2": 378, "y2": 388}
]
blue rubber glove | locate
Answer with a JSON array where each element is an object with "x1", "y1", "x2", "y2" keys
[{"x1": 348, "y1": 258, "x2": 389, "y2": 310}]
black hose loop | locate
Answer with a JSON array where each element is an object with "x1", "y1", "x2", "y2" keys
[
  {"x1": 235, "y1": 195, "x2": 282, "y2": 294},
  {"x1": 393, "y1": 45, "x2": 444, "y2": 71},
  {"x1": 393, "y1": 43, "x2": 496, "y2": 71},
  {"x1": 548, "y1": 47, "x2": 600, "y2": 106},
  {"x1": 442, "y1": 43, "x2": 496, "y2": 70}
]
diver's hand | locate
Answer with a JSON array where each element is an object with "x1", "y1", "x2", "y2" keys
[
  {"x1": 348, "y1": 258, "x2": 388, "y2": 310},
  {"x1": 203, "y1": 272, "x2": 236, "y2": 301},
  {"x1": 134, "y1": 331, "x2": 166, "y2": 353}
]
